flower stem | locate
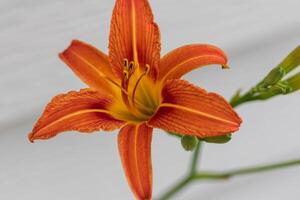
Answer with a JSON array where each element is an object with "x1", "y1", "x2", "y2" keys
[
  {"x1": 156, "y1": 175, "x2": 193, "y2": 200},
  {"x1": 230, "y1": 88, "x2": 256, "y2": 108},
  {"x1": 157, "y1": 159, "x2": 300, "y2": 200},
  {"x1": 194, "y1": 158, "x2": 300, "y2": 179},
  {"x1": 156, "y1": 142, "x2": 202, "y2": 200},
  {"x1": 190, "y1": 142, "x2": 202, "y2": 174}
]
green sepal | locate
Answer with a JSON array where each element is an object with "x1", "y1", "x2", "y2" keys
[
  {"x1": 167, "y1": 131, "x2": 181, "y2": 138},
  {"x1": 201, "y1": 134, "x2": 232, "y2": 144}
]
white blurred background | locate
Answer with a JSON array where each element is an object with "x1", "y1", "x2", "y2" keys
[{"x1": 0, "y1": 0, "x2": 300, "y2": 199}]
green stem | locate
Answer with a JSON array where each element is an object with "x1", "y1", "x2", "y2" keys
[
  {"x1": 156, "y1": 142, "x2": 202, "y2": 200},
  {"x1": 190, "y1": 142, "x2": 202, "y2": 174},
  {"x1": 157, "y1": 159, "x2": 300, "y2": 200},
  {"x1": 230, "y1": 89, "x2": 255, "y2": 108},
  {"x1": 194, "y1": 158, "x2": 300, "y2": 179},
  {"x1": 156, "y1": 175, "x2": 193, "y2": 200}
]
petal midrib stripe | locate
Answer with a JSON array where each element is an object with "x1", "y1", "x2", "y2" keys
[
  {"x1": 161, "y1": 55, "x2": 224, "y2": 81},
  {"x1": 69, "y1": 50, "x2": 122, "y2": 90},
  {"x1": 69, "y1": 50, "x2": 107, "y2": 77},
  {"x1": 33, "y1": 109, "x2": 113, "y2": 135},
  {"x1": 159, "y1": 103, "x2": 238, "y2": 126},
  {"x1": 131, "y1": 0, "x2": 139, "y2": 63},
  {"x1": 134, "y1": 124, "x2": 146, "y2": 197}
]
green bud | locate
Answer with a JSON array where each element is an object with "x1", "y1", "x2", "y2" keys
[
  {"x1": 260, "y1": 67, "x2": 286, "y2": 88},
  {"x1": 285, "y1": 72, "x2": 300, "y2": 93},
  {"x1": 277, "y1": 45, "x2": 300, "y2": 74},
  {"x1": 259, "y1": 46, "x2": 300, "y2": 90},
  {"x1": 201, "y1": 134, "x2": 232, "y2": 144},
  {"x1": 181, "y1": 135, "x2": 199, "y2": 151}
]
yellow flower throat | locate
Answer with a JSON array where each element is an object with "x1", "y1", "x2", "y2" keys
[{"x1": 110, "y1": 59, "x2": 160, "y2": 123}]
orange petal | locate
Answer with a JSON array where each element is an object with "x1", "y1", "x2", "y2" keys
[
  {"x1": 59, "y1": 40, "x2": 119, "y2": 94},
  {"x1": 109, "y1": 0, "x2": 161, "y2": 79},
  {"x1": 29, "y1": 89, "x2": 124, "y2": 142},
  {"x1": 148, "y1": 79, "x2": 242, "y2": 137},
  {"x1": 118, "y1": 123, "x2": 153, "y2": 200},
  {"x1": 159, "y1": 44, "x2": 228, "y2": 81}
]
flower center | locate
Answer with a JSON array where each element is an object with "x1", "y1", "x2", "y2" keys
[{"x1": 110, "y1": 59, "x2": 160, "y2": 123}]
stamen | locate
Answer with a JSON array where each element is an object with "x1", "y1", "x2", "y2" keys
[
  {"x1": 123, "y1": 70, "x2": 129, "y2": 80},
  {"x1": 102, "y1": 75, "x2": 128, "y2": 96},
  {"x1": 120, "y1": 59, "x2": 152, "y2": 118},
  {"x1": 128, "y1": 61, "x2": 135, "y2": 75},
  {"x1": 123, "y1": 59, "x2": 129, "y2": 69},
  {"x1": 121, "y1": 59, "x2": 135, "y2": 114},
  {"x1": 128, "y1": 61, "x2": 134, "y2": 69},
  {"x1": 222, "y1": 64, "x2": 230, "y2": 69},
  {"x1": 131, "y1": 64, "x2": 150, "y2": 107},
  {"x1": 145, "y1": 64, "x2": 150, "y2": 74}
]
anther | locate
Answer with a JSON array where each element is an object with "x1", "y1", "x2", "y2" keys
[
  {"x1": 145, "y1": 64, "x2": 150, "y2": 74},
  {"x1": 123, "y1": 59, "x2": 129, "y2": 69},
  {"x1": 123, "y1": 70, "x2": 129, "y2": 80},
  {"x1": 128, "y1": 61, "x2": 135, "y2": 72},
  {"x1": 222, "y1": 64, "x2": 230, "y2": 69}
]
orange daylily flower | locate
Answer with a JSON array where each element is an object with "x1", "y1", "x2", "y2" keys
[{"x1": 29, "y1": 0, "x2": 242, "y2": 199}]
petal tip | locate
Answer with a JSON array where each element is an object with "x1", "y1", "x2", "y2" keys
[
  {"x1": 231, "y1": 116, "x2": 243, "y2": 132},
  {"x1": 58, "y1": 52, "x2": 65, "y2": 60},
  {"x1": 58, "y1": 39, "x2": 80, "y2": 58},
  {"x1": 28, "y1": 132, "x2": 35, "y2": 143}
]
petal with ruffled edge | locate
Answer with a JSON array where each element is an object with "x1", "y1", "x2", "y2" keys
[
  {"x1": 109, "y1": 0, "x2": 161, "y2": 79},
  {"x1": 118, "y1": 123, "x2": 153, "y2": 200},
  {"x1": 148, "y1": 79, "x2": 242, "y2": 137},
  {"x1": 159, "y1": 44, "x2": 228, "y2": 81},
  {"x1": 59, "y1": 40, "x2": 119, "y2": 94},
  {"x1": 29, "y1": 89, "x2": 124, "y2": 142}
]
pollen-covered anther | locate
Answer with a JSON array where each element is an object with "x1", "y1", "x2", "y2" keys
[
  {"x1": 145, "y1": 64, "x2": 150, "y2": 74},
  {"x1": 123, "y1": 58, "x2": 129, "y2": 69},
  {"x1": 128, "y1": 61, "x2": 135, "y2": 73},
  {"x1": 222, "y1": 64, "x2": 230, "y2": 69},
  {"x1": 123, "y1": 70, "x2": 129, "y2": 80},
  {"x1": 123, "y1": 59, "x2": 137, "y2": 82}
]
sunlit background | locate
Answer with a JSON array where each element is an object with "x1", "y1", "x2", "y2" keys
[{"x1": 1, "y1": 0, "x2": 300, "y2": 199}]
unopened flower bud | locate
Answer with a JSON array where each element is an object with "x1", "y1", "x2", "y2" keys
[
  {"x1": 285, "y1": 72, "x2": 300, "y2": 93},
  {"x1": 277, "y1": 45, "x2": 300, "y2": 74},
  {"x1": 181, "y1": 135, "x2": 199, "y2": 151},
  {"x1": 259, "y1": 46, "x2": 300, "y2": 90},
  {"x1": 261, "y1": 67, "x2": 285, "y2": 88}
]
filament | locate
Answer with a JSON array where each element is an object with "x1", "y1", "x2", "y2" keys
[{"x1": 131, "y1": 64, "x2": 150, "y2": 107}]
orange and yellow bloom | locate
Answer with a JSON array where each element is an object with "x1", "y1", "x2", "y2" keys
[{"x1": 29, "y1": 0, "x2": 242, "y2": 199}]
